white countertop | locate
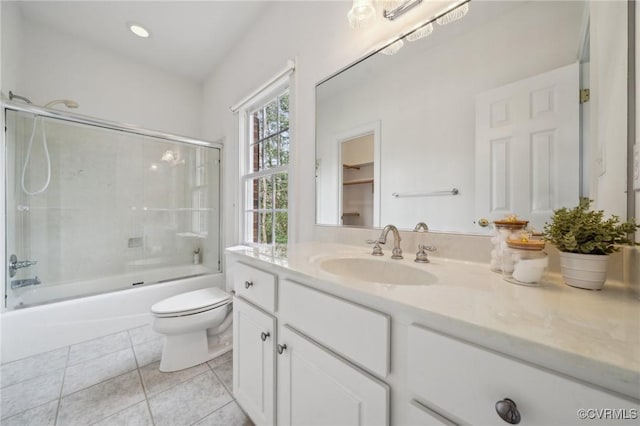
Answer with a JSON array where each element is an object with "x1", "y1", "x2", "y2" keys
[{"x1": 226, "y1": 242, "x2": 640, "y2": 400}]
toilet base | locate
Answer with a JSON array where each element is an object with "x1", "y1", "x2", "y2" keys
[{"x1": 159, "y1": 326, "x2": 232, "y2": 372}]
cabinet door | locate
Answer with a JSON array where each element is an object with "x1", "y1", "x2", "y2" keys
[
  {"x1": 233, "y1": 297, "x2": 276, "y2": 426},
  {"x1": 277, "y1": 326, "x2": 389, "y2": 426}
]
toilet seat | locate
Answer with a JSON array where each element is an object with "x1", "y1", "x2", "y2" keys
[{"x1": 151, "y1": 288, "x2": 230, "y2": 318}]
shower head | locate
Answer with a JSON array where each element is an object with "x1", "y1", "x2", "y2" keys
[{"x1": 44, "y1": 99, "x2": 79, "y2": 109}]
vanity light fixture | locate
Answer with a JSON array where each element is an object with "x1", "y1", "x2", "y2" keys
[
  {"x1": 436, "y1": 2, "x2": 469, "y2": 26},
  {"x1": 406, "y1": 22, "x2": 433, "y2": 42},
  {"x1": 128, "y1": 23, "x2": 150, "y2": 38},
  {"x1": 348, "y1": 0, "x2": 377, "y2": 29},
  {"x1": 381, "y1": 39, "x2": 404, "y2": 55},
  {"x1": 383, "y1": 0, "x2": 423, "y2": 21}
]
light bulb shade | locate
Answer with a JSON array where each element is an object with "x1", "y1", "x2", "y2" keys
[
  {"x1": 406, "y1": 22, "x2": 433, "y2": 42},
  {"x1": 436, "y1": 2, "x2": 469, "y2": 26},
  {"x1": 381, "y1": 39, "x2": 404, "y2": 55},
  {"x1": 348, "y1": 0, "x2": 377, "y2": 29}
]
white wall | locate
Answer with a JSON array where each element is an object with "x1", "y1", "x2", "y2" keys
[
  {"x1": 590, "y1": 0, "x2": 628, "y2": 219},
  {"x1": 4, "y1": 13, "x2": 202, "y2": 138},
  {"x1": 201, "y1": 0, "x2": 464, "y2": 247},
  {"x1": 0, "y1": 1, "x2": 23, "y2": 97}
]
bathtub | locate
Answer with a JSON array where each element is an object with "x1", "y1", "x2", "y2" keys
[
  {"x1": 7, "y1": 264, "x2": 212, "y2": 309},
  {"x1": 1, "y1": 271, "x2": 225, "y2": 363}
]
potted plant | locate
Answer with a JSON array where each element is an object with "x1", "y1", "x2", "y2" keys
[{"x1": 543, "y1": 199, "x2": 638, "y2": 290}]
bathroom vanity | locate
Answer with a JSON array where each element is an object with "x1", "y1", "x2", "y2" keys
[{"x1": 226, "y1": 243, "x2": 639, "y2": 426}]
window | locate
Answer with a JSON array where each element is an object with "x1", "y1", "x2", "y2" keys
[{"x1": 242, "y1": 90, "x2": 289, "y2": 245}]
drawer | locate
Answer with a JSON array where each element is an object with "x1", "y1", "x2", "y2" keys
[
  {"x1": 279, "y1": 279, "x2": 390, "y2": 377},
  {"x1": 232, "y1": 263, "x2": 277, "y2": 313},
  {"x1": 407, "y1": 400, "x2": 456, "y2": 426},
  {"x1": 408, "y1": 324, "x2": 638, "y2": 425}
]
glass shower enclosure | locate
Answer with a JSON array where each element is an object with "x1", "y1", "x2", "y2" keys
[{"x1": 4, "y1": 105, "x2": 221, "y2": 310}]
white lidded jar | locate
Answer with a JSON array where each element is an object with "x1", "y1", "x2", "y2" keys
[{"x1": 490, "y1": 218, "x2": 528, "y2": 272}]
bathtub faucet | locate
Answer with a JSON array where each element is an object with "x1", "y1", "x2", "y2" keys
[
  {"x1": 8, "y1": 254, "x2": 38, "y2": 278},
  {"x1": 11, "y1": 276, "x2": 42, "y2": 289}
]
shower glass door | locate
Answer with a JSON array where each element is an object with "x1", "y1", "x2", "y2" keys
[{"x1": 5, "y1": 109, "x2": 221, "y2": 310}]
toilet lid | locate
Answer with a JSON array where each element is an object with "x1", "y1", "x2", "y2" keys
[{"x1": 151, "y1": 288, "x2": 230, "y2": 316}]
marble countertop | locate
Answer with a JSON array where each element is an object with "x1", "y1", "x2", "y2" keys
[{"x1": 226, "y1": 242, "x2": 640, "y2": 400}]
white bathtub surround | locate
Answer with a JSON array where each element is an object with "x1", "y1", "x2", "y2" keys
[
  {"x1": 7, "y1": 264, "x2": 210, "y2": 310},
  {"x1": 0, "y1": 326, "x2": 251, "y2": 426},
  {"x1": 227, "y1": 242, "x2": 639, "y2": 400},
  {"x1": 1, "y1": 272, "x2": 223, "y2": 363}
]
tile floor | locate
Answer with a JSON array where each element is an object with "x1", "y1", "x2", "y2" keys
[{"x1": 0, "y1": 325, "x2": 253, "y2": 426}]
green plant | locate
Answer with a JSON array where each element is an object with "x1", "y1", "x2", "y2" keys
[{"x1": 543, "y1": 199, "x2": 639, "y2": 255}]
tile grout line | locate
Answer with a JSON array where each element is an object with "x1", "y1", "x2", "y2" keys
[
  {"x1": 0, "y1": 397, "x2": 59, "y2": 423},
  {"x1": 0, "y1": 349, "x2": 69, "y2": 390},
  {"x1": 128, "y1": 328, "x2": 157, "y2": 426},
  {"x1": 188, "y1": 399, "x2": 236, "y2": 426},
  {"x1": 53, "y1": 345, "x2": 71, "y2": 426},
  {"x1": 65, "y1": 330, "x2": 133, "y2": 369}
]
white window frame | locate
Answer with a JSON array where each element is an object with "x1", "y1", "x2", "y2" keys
[{"x1": 238, "y1": 81, "x2": 291, "y2": 246}]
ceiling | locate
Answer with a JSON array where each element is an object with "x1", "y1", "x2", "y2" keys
[{"x1": 16, "y1": 1, "x2": 271, "y2": 83}]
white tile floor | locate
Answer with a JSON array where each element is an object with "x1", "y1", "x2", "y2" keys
[{"x1": 0, "y1": 325, "x2": 253, "y2": 426}]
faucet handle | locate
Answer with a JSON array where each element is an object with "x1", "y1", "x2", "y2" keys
[
  {"x1": 415, "y1": 244, "x2": 436, "y2": 263},
  {"x1": 367, "y1": 239, "x2": 384, "y2": 256}
]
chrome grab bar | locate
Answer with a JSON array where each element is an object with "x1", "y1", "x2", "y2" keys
[{"x1": 392, "y1": 188, "x2": 459, "y2": 198}]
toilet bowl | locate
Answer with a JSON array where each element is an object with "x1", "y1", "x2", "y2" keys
[{"x1": 151, "y1": 287, "x2": 232, "y2": 372}]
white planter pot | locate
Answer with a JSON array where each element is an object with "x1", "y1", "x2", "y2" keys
[{"x1": 558, "y1": 252, "x2": 609, "y2": 290}]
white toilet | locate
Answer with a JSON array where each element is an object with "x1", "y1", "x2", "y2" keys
[{"x1": 151, "y1": 287, "x2": 232, "y2": 372}]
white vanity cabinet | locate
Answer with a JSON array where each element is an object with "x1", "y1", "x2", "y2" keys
[
  {"x1": 230, "y1": 262, "x2": 389, "y2": 426},
  {"x1": 277, "y1": 325, "x2": 389, "y2": 426},
  {"x1": 232, "y1": 296, "x2": 276, "y2": 426},
  {"x1": 407, "y1": 324, "x2": 639, "y2": 425},
  {"x1": 228, "y1": 251, "x2": 639, "y2": 426}
]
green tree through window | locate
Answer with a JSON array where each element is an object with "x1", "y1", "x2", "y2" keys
[{"x1": 244, "y1": 90, "x2": 289, "y2": 245}]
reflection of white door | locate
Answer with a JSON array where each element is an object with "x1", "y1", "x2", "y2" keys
[{"x1": 475, "y1": 62, "x2": 580, "y2": 231}]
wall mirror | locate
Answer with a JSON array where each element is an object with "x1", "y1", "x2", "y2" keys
[{"x1": 316, "y1": 0, "x2": 629, "y2": 234}]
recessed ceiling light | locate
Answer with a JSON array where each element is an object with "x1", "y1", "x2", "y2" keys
[{"x1": 128, "y1": 23, "x2": 150, "y2": 38}]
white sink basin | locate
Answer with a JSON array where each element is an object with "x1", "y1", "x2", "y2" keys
[{"x1": 319, "y1": 257, "x2": 437, "y2": 286}]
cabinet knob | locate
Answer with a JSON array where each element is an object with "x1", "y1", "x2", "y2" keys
[
  {"x1": 277, "y1": 344, "x2": 287, "y2": 354},
  {"x1": 495, "y1": 398, "x2": 521, "y2": 424},
  {"x1": 260, "y1": 332, "x2": 270, "y2": 342},
  {"x1": 244, "y1": 280, "x2": 253, "y2": 289}
]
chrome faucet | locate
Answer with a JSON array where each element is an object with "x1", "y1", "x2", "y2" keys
[
  {"x1": 9, "y1": 254, "x2": 37, "y2": 278},
  {"x1": 412, "y1": 222, "x2": 436, "y2": 263},
  {"x1": 368, "y1": 224, "x2": 403, "y2": 259},
  {"x1": 11, "y1": 276, "x2": 42, "y2": 289},
  {"x1": 413, "y1": 222, "x2": 429, "y2": 232}
]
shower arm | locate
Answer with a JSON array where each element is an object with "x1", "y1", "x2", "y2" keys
[{"x1": 8, "y1": 91, "x2": 32, "y2": 104}]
